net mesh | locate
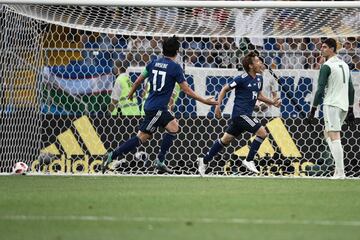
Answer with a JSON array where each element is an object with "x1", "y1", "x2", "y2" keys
[
  {"x1": 8, "y1": 5, "x2": 360, "y2": 37},
  {"x1": 0, "y1": 5, "x2": 44, "y2": 172},
  {"x1": 0, "y1": 4, "x2": 359, "y2": 177}
]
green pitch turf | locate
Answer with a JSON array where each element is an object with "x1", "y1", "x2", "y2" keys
[{"x1": 1, "y1": 176, "x2": 360, "y2": 240}]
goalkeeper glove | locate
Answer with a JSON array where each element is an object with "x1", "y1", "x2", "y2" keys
[
  {"x1": 345, "y1": 107, "x2": 355, "y2": 127},
  {"x1": 306, "y1": 106, "x2": 317, "y2": 125}
]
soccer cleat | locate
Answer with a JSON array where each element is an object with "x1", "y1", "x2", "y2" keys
[
  {"x1": 155, "y1": 159, "x2": 173, "y2": 174},
  {"x1": 242, "y1": 160, "x2": 259, "y2": 174},
  {"x1": 197, "y1": 157, "x2": 208, "y2": 176},
  {"x1": 101, "y1": 152, "x2": 113, "y2": 174}
]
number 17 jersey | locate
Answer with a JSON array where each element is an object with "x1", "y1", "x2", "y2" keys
[{"x1": 142, "y1": 57, "x2": 185, "y2": 112}]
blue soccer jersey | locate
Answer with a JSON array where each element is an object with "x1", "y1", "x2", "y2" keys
[
  {"x1": 142, "y1": 57, "x2": 185, "y2": 112},
  {"x1": 229, "y1": 72, "x2": 263, "y2": 117}
]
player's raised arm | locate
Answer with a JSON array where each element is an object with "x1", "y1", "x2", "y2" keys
[{"x1": 178, "y1": 81, "x2": 218, "y2": 106}]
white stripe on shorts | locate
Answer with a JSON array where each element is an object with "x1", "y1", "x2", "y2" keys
[
  {"x1": 146, "y1": 110, "x2": 162, "y2": 131},
  {"x1": 241, "y1": 115, "x2": 256, "y2": 127}
]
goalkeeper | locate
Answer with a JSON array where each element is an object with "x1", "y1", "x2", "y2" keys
[{"x1": 307, "y1": 38, "x2": 355, "y2": 179}]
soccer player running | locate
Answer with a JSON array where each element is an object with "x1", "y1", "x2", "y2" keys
[
  {"x1": 307, "y1": 38, "x2": 355, "y2": 179},
  {"x1": 198, "y1": 52, "x2": 281, "y2": 176},
  {"x1": 102, "y1": 36, "x2": 218, "y2": 174}
]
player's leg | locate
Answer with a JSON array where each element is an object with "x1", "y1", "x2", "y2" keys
[
  {"x1": 158, "y1": 119, "x2": 178, "y2": 163},
  {"x1": 246, "y1": 126, "x2": 267, "y2": 162},
  {"x1": 324, "y1": 131, "x2": 332, "y2": 152},
  {"x1": 198, "y1": 117, "x2": 241, "y2": 176},
  {"x1": 113, "y1": 131, "x2": 150, "y2": 159},
  {"x1": 101, "y1": 111, "x2": 158, "y2": 173},
  {"x1": 324, "y1": 130, "x2": 338, "y2": 175},
  {"x1": 155, "y1": 111, "x2": 178, "y2": 173},
  {"x1": 241, "y1": 116, "x2": 266, "y2": 174},
  {"x1": 198, "y1": 132, "x2": 235, "y2": 176},
  {"x1": 206, "y1": 133, "x2": 234, "y2": 163},
  {"x1": 324, "y1": 106, "x2": 347, "y2": 178},
  {"x1": 101, "y1": 131, "x2": 150, "y2": 173},
  {"x1": 327, "y1": 131, "x2": 344, "y2": 178}
]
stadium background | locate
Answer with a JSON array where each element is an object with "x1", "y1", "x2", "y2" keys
[
  {"x1": 0, "y1": 8, "x2": 359, "y2": 176},
  {"x1": 1, "y1": 4, "x2": 360, "y2": 240}
]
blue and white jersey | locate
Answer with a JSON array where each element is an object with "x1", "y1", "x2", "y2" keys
[
  {"x1": 229, "y1": 72, "x2": 263, "y2": 117},
  {"x1": 143, "y1": 57, "x2": 185, "y2": 112}
]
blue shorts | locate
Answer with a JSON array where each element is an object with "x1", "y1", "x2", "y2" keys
[
  {"x1": 226, "y1": 115, "x2": 262, "y2": 137},
  {"x1": 139, "y1": 110, "x2": 175, "y2": 134}
]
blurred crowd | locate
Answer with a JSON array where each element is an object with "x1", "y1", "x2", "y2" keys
[{"x1": 78, "y1": 32, "x2": 360, "y2": 71}]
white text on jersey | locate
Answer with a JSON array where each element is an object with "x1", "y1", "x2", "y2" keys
[{"x1": 155, "y1": 63, "x2": 168, "y2": 69}]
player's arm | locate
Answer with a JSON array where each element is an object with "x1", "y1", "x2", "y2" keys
[
  {"x1": 128, "y1": 71, "x2": 147, "y2": 101},
  {"x1": 271, "y1": 91, "x2": 278, "y2": 99},
  {"x1": 214, "y1": 84, "x2": 232, "y2": 118},
  {"x1": 109, "y1": 79, "x2": 121, "y2": 113},
  {"x1": 257, "y1": 91, "x2": 281, "y2": 108},
  {"x1": 308, "y1": 65, "x2": 330, "y2": 119},
  {"x1": 168, "y1": 89, "x2": 178, "y2": 112},
  {"x1": 178, "y1": 81, "x2": 218, "y2": 106},
  {"x1": 168, "y1": 94, "x2": 175, "y2": 112},
  {"x1": 345, "y1": 75, "x2": 356, "y2": 126},
  {"x1": 109, "y1": 99, "x2": 118, "y2": 113},
  {"x1": 270, "y1": 79, "x2": 278, "y2": 99},
  {"x1": 349, "y1": 75, "x2": 355, "y2": 107}
]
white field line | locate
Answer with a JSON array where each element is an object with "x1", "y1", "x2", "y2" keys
[{"x1": 1, "y1": 215, "x2": 360, "y2": 227}]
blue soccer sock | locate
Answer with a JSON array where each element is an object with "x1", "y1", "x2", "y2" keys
[
  {"x1": 246, "y1": 136, "x2": 264, "y2": 162},
  {"x1": 204, "y1": 139, "x2": 225, "y2": 164},
  {"x1": 158, "y1": 132, "x2": 176, "y2": 163},
  {"x1": 112, "y1": 136, "x2": 142, "y2": 160}
]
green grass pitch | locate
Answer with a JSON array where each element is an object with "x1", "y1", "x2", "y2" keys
[{"x1": 1, "y1": 176, "x2": 360, "y2": 240}]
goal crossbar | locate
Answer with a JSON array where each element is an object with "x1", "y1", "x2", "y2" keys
[{"x1": 1, "y1": 0, "x2": 360, "y2": 8}]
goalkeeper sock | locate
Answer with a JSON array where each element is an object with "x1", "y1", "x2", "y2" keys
[
  {"x1": 112, "y1": 136, "x2": 142, "y2": 159},
  {"x1": 204, "y1": 139, "x2": 225, "y2": 164},
  {"x1": 326, "y1": 137, "x2": 333, "y2": 152},
  {"x1": 326, "y1": 137, "x2": 335, "y2": 173},
  {"x1": 246, "y1": 136, "x2": 264, "y2": 162},
  {"x1": 330, "y1": 139, "x2": 345, "y2": 176},
  {"x1": 157, "y1": 132, "x2": 176, "y2": 163}
]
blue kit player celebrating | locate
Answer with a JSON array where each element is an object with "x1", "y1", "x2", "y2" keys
[
  {"x1": 198, "y1": 52, "x2": 281, "y2": 176},
  {"x1": 102, "y1": 36, "x2": 218, "y2": 174}
]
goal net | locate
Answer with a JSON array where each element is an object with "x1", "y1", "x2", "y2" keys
[{"x1": 0, "y1": 2, "x2": 359, "y2": 177}]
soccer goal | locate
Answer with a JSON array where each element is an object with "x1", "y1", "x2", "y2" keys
[{"x1": 0, "y1": 1, "x2": 359, "y2": 177}]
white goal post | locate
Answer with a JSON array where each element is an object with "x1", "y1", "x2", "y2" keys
[{"x1": 0, "y1": 1, "x2": 359, "y2": 177}]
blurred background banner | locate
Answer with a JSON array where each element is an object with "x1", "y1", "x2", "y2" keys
[
  {"x1": 19, "y1": 115, "x2": 359, "y2": 177},
  {"x1": 42, "y1": 66, "x2": 360, "y2": 118}
]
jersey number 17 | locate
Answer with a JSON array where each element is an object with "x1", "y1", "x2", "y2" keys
[{"x1": 152, "y1": 70, "x2": 166, "y2": 91}]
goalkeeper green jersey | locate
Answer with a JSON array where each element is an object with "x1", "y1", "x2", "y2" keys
[{"x1": 313, "y1": 56, "x2": 354, "y2": 111}]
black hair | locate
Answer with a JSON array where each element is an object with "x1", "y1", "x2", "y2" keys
[
  {"x1": 241, "y1": 51, "x2": 258, "y2": 73},
  {"x1": 162, "y1": 35, "x2": 180, "y2": 57},
  {"x1": 323, "y1": 38, "x2": 337, "y2": 53}
]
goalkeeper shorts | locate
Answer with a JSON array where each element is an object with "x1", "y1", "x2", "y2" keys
[{"x1": 323, "y1": 105, "x2": 347, "y2": 132}]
